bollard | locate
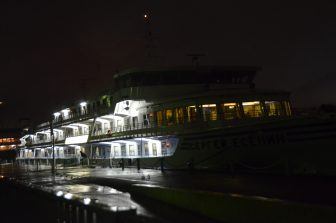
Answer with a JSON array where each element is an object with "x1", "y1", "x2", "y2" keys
[
  {"x1": 92, "y1": 212, "x2": 97, "y2": 223},
  {"x1": 160, "y1": 158, "x2": 164, "y2": 172},
  {"x1": 69, "y1": 204, "x2": 73, "y2": 223},
  {"x1": 75, "y1": 206, "x2": 80, "y2": 223},
  {"x1": 137, "y1": 158, "x2": 141, "y2": 171},
  {"x1": 83, "y1": 209, "x2": 88, "y2": 223},
  {"x1": 121, "y1": 159, "x2": 125, "y2": 171}
]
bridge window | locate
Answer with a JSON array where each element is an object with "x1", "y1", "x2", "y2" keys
[
  {"x1": 221, "y1": 103, "x2": 240, "y2": 119},
  {"x1": 202, "y1": 104, "x2": 217, "y2": 121},
  {"x1": 242, "y1": 101, "x2": 262, "y2": 117},
  {"x1": 175, "y1": 108, "x2": 184, "y2": 124},
  {"x1": 187, "y1": 105, "x2": 197, "y2": 122},
  {"x1": 265, "y1": 101, "x2": 282, "y2": 116}
]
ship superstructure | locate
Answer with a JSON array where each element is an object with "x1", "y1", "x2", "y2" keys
[{"x1": 17, "y1": 66, "x2": 336, "y2": 174}]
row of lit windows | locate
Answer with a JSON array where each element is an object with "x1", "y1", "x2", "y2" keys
[
  {"x1": 0, "y1": 138, "x2": 16, "y2": 143},
  {"x1": 155, "y1": 101, "x2": 291, "y2": 126}
]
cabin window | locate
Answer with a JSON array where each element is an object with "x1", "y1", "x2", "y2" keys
[
  {"x1": 165, "y1": 109, "x2": 174, "y2": 125},
  {"x1": 175, "y1": 108, "x2": 184, "y2": 124},
  {"x1": 156, "y1": 111, "x2": 163, "y2": 126},
  {"x1": 283, "y1": 101, "x2": 292, "y2": 116},
  {"x1": 148, "y1": 112, "x2": 154, "y2": 124},
  {"x1": 265, "y1": 101, "x2": 282, "y2": 116},
  {"x1": 187, "y1": 105, "x2": 197, "y2": 122},
  {"x1": 121, "y1": 145, "x2": 126, "y2": 156},
  {"x1": 132, "y1": 116, "x2": 138, "y2": 128},
  {"x1": 113, "y1": 146, "x2": 119, "y2": 156},
  {"x1": 202, "y1": 104, "x2": 217, "y2": 121},
  {"x1": 242, "y1": 101, "x2": 262, "y2": 117},
  {"x1": 129, "y1": 145, "x2": 135, "y2": 156},
  {"x1": 137, "y1": 145, "x2": 142, "y2": 156},
  {"x1": 152, "y1": 143, "x2": 157, "y2": 156},
  {"x1": 144, "y1": 142, "x2": 149, "y2": 156},
  {"x1": 221, "y1": 103, "x2": 240, "y2": 119}
]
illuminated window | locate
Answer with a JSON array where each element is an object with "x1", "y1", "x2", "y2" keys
[
  {"x1": 265, "y1": 101, "x2": 282, "y2": 116},
  {"x1": 221, "y1": 103, "x2": 240, "y2": 119},
  {"x1": 121, "y1": 145, "x2": 126, "y2": 156},
  {"x1": 156, "y1": 111, "x2": 163, "y2": 126},
  {"x1": 283, "y1": 101, "x2": 292, "y2": 116},
  {"x1": 113, "y1": 146, "x2": 119, "y2": 156},
  {"x1": 129, "y1": 145, "x2": 135, "y2": 156},
  {"x1": 202, "y1": 104, "x2": 217, "y2": 121},
  {"x1": 175, "y1": 108, "x2": 184, "y2": 124},
  {"x1": 242, "y1": 101, "x2": 262, "y2": 118},
  {"x1": 152, "y1": 143, "x2": 157, "y2": 156},
  {"x1": 187, "y1": 105, "x2": 197, "y2": 122},
  {"x1": 144, "y1": 143, "x2": 149, "y2": 156},
  {"x1": 165, "y1": 109, "x2": 174, "y2": 125}
]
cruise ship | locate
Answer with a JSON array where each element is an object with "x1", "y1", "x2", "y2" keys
[{"x1": 16, "y1": 67, "x2": 336, "y2": 175}]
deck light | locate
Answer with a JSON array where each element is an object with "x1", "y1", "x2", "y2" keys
[
  {"x1": 111, "y1": 206, "x2": 118, "y2": 212},
  {"x1": 80, "y1": 102, "x2": 87, "y2": 107},
  {"x1": 83, "y1": 197, "x2": 91, "y2": 205},
  {"x1": 53, "y1": 112, "x2": 61, "y2": 118},
  {"x1": 61, "y1": 108, "x2": 70, "y2": 113},
  {"x1": 64, "y1": 193, "x2": 73, "y2": 200}
]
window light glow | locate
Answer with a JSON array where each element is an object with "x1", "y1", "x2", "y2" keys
[{"x1": 242, "y1": 101, "x2": 260, "y2": 106}]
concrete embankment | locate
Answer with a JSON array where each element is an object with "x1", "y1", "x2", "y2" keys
[
  {"x1": 130, "y1": 184, "x2": 336, "y2": 223},
  {"x1": 79, "y1": 175, "x2": 336, "y2": 223}
]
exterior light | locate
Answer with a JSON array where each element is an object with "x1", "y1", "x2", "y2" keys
[
  {"x1": 80, "y1": 102, "x2": 87, "y2": 107},
  {"x1": 53, "y1": 112, "x2": 61, "y2": 117},
  {"x1": 111, "y1": 206, "x2": 118, "y2": 212},
  {"x1": 97, "y1": 186, "x2": 103, "y2": 192},
  {"x1": 83, "y1": 197, "x2": 91, "y2": 205},
  {"x1": 56, "y1": 191, "x2": 63, "y2": 197},
  {"x1": 64, "y1": 193, "x2": 73, "y2": 200},
  {"x1": 61, "y1": 108, "x2": 70, "y2": 114}
]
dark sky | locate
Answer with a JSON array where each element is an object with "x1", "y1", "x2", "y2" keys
[{"x1": 1, "y1": 1, "x2": 336, "y2": 126}]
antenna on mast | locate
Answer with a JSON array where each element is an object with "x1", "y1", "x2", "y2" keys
[{"x1": 143, "y1": 11, "x2": 159, "y2": 66}]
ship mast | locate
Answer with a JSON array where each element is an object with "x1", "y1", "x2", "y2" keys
[{"x1": 143, "y1": 12, "x2": 159, "y2": 67}]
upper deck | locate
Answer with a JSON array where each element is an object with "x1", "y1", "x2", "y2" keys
[{"x1": 114, "y1": 66, "x2": 260, "y2": 90}]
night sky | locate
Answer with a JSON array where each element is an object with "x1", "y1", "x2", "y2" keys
[{"x1": 1, "y1": 1, "x2": 336, "y2": 127}]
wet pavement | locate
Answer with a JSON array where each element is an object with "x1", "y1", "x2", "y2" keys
[
  {"x1": 51, "y1": 165, "x2": 336, "y2": 207},
  {"x1": 2, "y1": 163, "x2": 336, "y2": 222},
  {"x1": 0, "y1": 164, "x2": 217, "y2": 223}
]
